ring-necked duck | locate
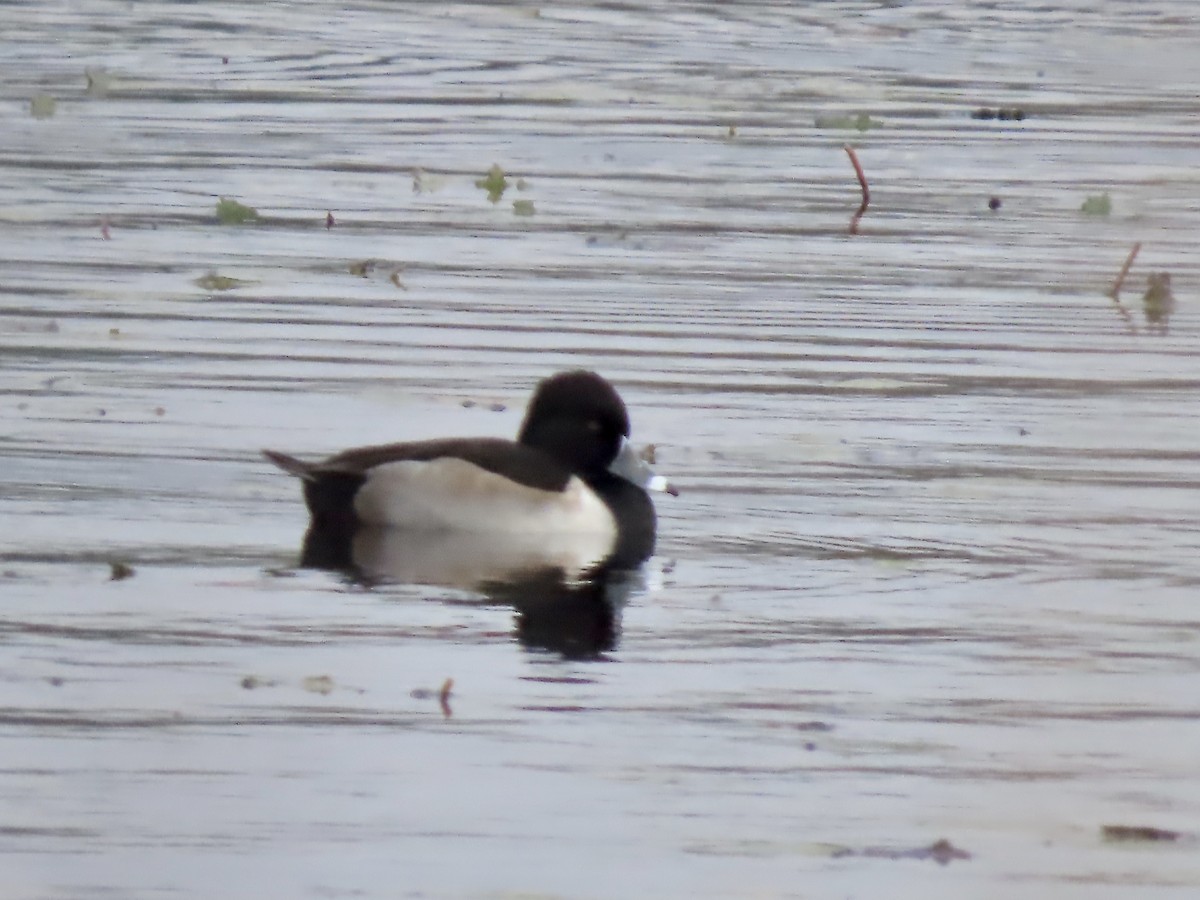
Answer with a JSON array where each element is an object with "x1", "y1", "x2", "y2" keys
[{"x1": 264, "y1": 370, "x2": 673, "y2": 571}]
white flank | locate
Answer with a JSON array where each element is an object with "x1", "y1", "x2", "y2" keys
[{"x1": 353, "y1": 458, "x2": 618, "y2": 538}]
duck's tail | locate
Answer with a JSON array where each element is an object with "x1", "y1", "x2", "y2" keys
[{"x1": 262, "y1": 449, "x2": 317, "y2": 481}]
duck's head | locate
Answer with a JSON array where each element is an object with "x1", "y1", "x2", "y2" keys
[{"x1": 517, "y1": 370, "x2": 631, "y2": 477}]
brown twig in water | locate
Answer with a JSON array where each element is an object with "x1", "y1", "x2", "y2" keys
[
  {"x1": 438, "y1": 677, "x2": 454, "y2": 719},
  {"x1": 1109, "y1": 295, "x2": 1137, "y2": 334},
  {"x1": 843, "y1": 144, "x2": 870, "y2": 234},
  {"x1": 1108, "y1": 241, "x2": 1141, "y2": 299}
]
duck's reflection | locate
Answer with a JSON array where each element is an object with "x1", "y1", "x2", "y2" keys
[{"x1": 297, "y1": 522, "x2": 654, "y2": 660}]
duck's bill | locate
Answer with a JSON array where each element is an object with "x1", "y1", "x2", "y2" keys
[{"x1": 610, "y1": 438, "x2": 680, "y2": 496}]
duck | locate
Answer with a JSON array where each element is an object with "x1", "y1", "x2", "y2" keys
[{"x1": 263, "y1": 370, "x2": 673, "y2": 572}]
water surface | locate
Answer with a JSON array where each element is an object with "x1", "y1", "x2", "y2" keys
[{"x1": 2, "y1": 2, "x2": 1199, "y2": 897}]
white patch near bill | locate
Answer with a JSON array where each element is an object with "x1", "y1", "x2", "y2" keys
[{"x1": 354, "y1": 457, "x2": 618, "y2": 540}]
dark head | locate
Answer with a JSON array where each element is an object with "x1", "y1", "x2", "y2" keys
[{"x1": 517, "y1": 370, "x2": 631, "y2": 477}]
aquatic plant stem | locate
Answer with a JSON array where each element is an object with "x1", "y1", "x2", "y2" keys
[
  {"x1": 844, "y1": 144, "x2": 870, "y2": 234},
  {"x1": 1108, "y1": 241, "x2": 1141, "y2": 299}
]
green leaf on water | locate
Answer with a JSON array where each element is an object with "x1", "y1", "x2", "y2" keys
[
  {"x1": 216, "y1": 197, "x2": 259, "y2": 224},
  {"x1": 1081, "y1": 193, "x2": 1112, "y2": 216},
  {"x1": 512, "y1": 199, "x2": 536, "y2": 216},
  {"x1": 30, "y1": 94, "x2": 57, "y2": 119},
  {"x1": 475, "y1": 164, "x2": 509, "y2": 203}
]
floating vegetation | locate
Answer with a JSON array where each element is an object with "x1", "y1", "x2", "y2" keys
[
  {"x1": 512, "y1": 199, "x2": 536, "y2": 216},
  {"x1": 215, "y1": 196, "x2": 259, "y2": 224},
  {"x1": 988, "y1": 196, "x2": 1002, "y2": 211},
  {"x1": 85, "y1": 67, "x2": 113, "y2": 97},
  {"x1": 325, "y1": 211, "x2": 335, "y2": 229},
  {"x1": 1102, "y1": 825, "x2": 1182, "y2": 843},
  {"x1": 30, "y1": 94, "x2": 57, "y2": 119},
  {"x1": 815, "y1": 112, "x2": 880, "y2": 132},
  {"x1": 302, "y1": 675, "x2": 335, "y2": 695},
  {"x1": 411, "y1": 167, "x2": 447, "y2": 194},
  {"x1": 1143, "y1": 272, "x2": 1175, "y2": 334},
  {"x1": 972, "y1": 107, "x2": 1027, "y2": 121},
  {"x1": 475, "y1": 163, "x2": 510, "y2": 203},
  {"x1": 1081, "y1": 193, "x2": 1112, "y2": 216},
  {"x1": 194, "y1": 271, "x2": 252, "y2": 291},
  {"x1": 832, "y1": 838, "x2": 971, "y2": 865},
  {"x1": 109, "y1": 561, "x2": 135, "y2": 581}
]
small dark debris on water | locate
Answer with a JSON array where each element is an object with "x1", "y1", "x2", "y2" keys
[
  {"x1": 796, "y1": 721, "x2": 834, "y2": 732},
  {"x1": 832, "y1": 838, "x2": 971, "y2": 865},
  {"x1": 488, "y1": 402, "x2": 507, "y2": 413},
  {"x1": 988, "y1": 196, "x2": 1002, "y2": 211},
  {"x1": 325, "y1": 211, "x2": 335, "y2": 229},
  {"x1": 411, "y1": 677, "x2": 454, "y2": 718},
  {"x1": 109, "y1": 561, "x2": 135, "y2": 581},
  {"x1": 815, "y1": 112, "x2": 881, "y2": 132},
  {"x1": 1102, "y1": 824, "x2": 1182, "y2": 843},
  {"x1": 48, "y1": 676, "x2": 64, "y2": 687},
  {"x1": 972, "y1": 107, "x2": 1026, "y2": 121}
]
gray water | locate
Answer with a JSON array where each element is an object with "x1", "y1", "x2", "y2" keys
[{"x1": 3, "y1": 2, "x2": 1199, "y2": 897}]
